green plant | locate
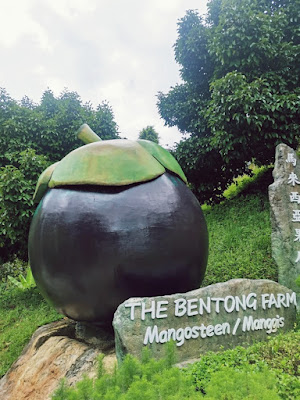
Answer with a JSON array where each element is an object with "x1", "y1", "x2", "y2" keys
[
  {"x1": 51, "y1": 343, "x2": 201, "y2": 400},
  {"x1": 203, "y1": 366, "x2": 280, "y2": 399},
  {"x1": 202, "y1": 193, "x2": 277, "y2": 286},
  {"x1": 0, "y1": 284, "x2": 62, "y2": 377},
  {"x1": 0, "y1": 149, "x2": 51, "y2": 260},
  {"x1": 184, "y1": 331, "x2": 300, "y2": 400},
  {"x1": 0, "y1": 257, "x2": 27, "y2": 282},
  {"x1": 157, "y1": 0, "x2": 299, "y2": 204},
  {"x1": 7, "y1": 267, "x2": 36, "y2": 290},
  {"x1": 223, "y1": 165, "x2": 272, "y2": 200},
  {"x1": 138, "y1": 125, "x2": 160, "y2": 144}
]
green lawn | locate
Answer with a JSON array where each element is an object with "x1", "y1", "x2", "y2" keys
[{"x1": 202, "y1": 193, "x2": 277, "y2": 287}]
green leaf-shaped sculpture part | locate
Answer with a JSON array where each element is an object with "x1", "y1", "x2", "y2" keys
[
  {"x1": 33, "y1": 162, "x2": 60, "y2": 203},
  {"x1": 137, "y1": 139, "x2": 187, "y2": 183},
  {"x1": 48, "y1": 140, "x2": 166, "y2": 188}
]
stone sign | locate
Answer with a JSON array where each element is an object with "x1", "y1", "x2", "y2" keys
[
  {"x1": 113, "y1": 279, "x2": 297, "y2": 364},
  {"x1": 269, "y1": 143, "x2": 300, "y2": 307}
]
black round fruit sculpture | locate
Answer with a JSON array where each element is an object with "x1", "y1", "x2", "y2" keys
[{"x1": 29, "y1": 124, "x2": 208, "y2": 326}]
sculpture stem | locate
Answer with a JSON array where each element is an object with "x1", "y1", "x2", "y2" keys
[{"x1": 76, "y1": 123, "x2": 102, "y2": 144}]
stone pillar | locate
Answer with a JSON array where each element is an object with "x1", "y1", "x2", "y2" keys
[{"x1": 268, "y1": 143, "x2": 300, "y2": 307}]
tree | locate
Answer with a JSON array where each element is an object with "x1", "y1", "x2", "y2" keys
[
  {"x1": 157, "y1": 0, "x2": 300, "y2": 203},
  {"x1": 0, "y1": 88, "x2": 120, "y2": 165},
  {"x1": 138, "y1": 126, "x2": 160, "y2": 144},
  {"x1": 0, "y1": 88, "x2": 120, "y2": 262}
]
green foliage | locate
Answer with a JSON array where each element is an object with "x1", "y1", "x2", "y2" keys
[
  {"x1": 202, "y1": 194, "x2": 277, "y2": 286},
  {"x1": 0, "y1": 88, "x2": 119, "y2": 262},
  {"x1": 0, "y1": 88, "x2": 119, "y2": 164},
  {"x1": 0, "y1": 284, "x2": 62, "y2": 377},
  {"x1": 223, "y1": 165, "x2": 272, "y2": 200},
  {"x1": 0, "y1": 257, "x2": 27, "y2": 283},
  {"x1": 138, "y1": 126, "x2": 160, "y2": 144},
  {"x1": 0, "y1": 149, "x2": 51, "y2": 260},
  {"x1": 204, "y1": 367, "x2": 280, "y2": 399},
  {"x1": 7, "y1": 266, "x2": 36, "y2": 290},
  {"x1": 51, "y1": 332, "x2": 300, "y2": 400},
  {"x1": 158, "y1": 0, "x2": 300, "y2": 203},
  {"x1": 51, "y1": 344, "x2": 201, "y2": 400},
  {"x1": 184, "y1": 331, "x2": 300, "y2": 400}
]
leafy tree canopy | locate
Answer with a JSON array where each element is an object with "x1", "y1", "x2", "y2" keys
[
  {"x1": 138, "y1": 125, "x2": 160, "y2": 144},
  {"x1": 157, "y1": 0, "x2": 300, "y2": 203},
  {"x1": 0, "y1": 88, "x2": 119, "y2": 261},
  {"x1": 0, "y1": 88, "x2": 119, "y2": 164}
]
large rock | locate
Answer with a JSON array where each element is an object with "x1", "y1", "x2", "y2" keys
[
  {"x1": 269, "y1": 143, "x2": 300, "y2": 306},
  {"x1": 113, "y1": 279, "x2": 297, "y2": 364},
  {"x1": 0, "y1": 319, "x2": 116, "y2": 400}
]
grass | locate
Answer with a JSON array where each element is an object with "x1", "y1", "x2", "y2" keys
[
  {"x1": 0, "y1": 286, "x2": 62, "y2": 377},
  {"x1": 202, "y1": 193, "x2": 277, "y2": 287}
]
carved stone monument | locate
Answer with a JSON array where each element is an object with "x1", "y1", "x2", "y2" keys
[
  {"x1": 113, "y1": 279, "x2": 297, "y2": 364},
  {"x1": 269, "y1": 143, "x2": 300, "y2": 306}
]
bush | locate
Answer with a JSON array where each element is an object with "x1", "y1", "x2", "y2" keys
[
  {"x1": 184, "y1": 331, "x2": 300, "y2": 400},
  {"x1": 52, "y1": 344, "x2": 201, "y2": 400},
  {"x1": 0, "y1": 257, "x2": 27, "y2": 283},
  {"x1": 223, "y1": 165, "x2": 273, "y2": 200},
  {"x1": 0, "y1": 149, "x2": 51, "y2": 261},
  {"x1": 204, "y1": 366, "x2": 280, "y2": 399}
]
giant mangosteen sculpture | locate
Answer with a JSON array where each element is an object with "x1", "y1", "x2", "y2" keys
[{"x1": 29, "y1": 124, "x2": 208, "y2": 326}]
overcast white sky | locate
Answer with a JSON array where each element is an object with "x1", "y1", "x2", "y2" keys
[{"x1": 0, "y1": 0, "x2": 207, "y2": 147}]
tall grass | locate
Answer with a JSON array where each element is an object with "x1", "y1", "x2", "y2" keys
[{"x1": 202, "y1": 193, "x2": 277, "y2": 287}]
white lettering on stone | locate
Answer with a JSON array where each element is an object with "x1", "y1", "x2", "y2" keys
[
  {"x1": 138, "y1": 291, "x2": 297, "y2": 348},
  {"x1": 224, "y1": 296, "x2": 235, "y2": 313},
  {"x1": 174, "y1": 298, "x2": 186, "y2": 317},
  {"x1": 198, "y1": 297, "x2": 211, "y2": 314},
  {"x1": 125, "y1": 302, "x2": 142, "y2": 320},
  {"x1": 286, "y1": 153, "x2": 297, "y2": 166},
  {"x1": 156, "y1": 301, "x2": 168, "y2": 319},
  {"x1": 143, "y1": 325, "x2": 159, "y2": 344},
  {"x1": 246, "y1": 293, "x2": 257, "y2": 310},
  {"x1": 288, "y1": 172, "x2": 300, "y2": 186},
  {"x1": 211, "y1": 297, "x2": 224, "y2": 313},
  {"x1": 296, "y1": 251, "x2": 300, "y2": 263},
  {"x1": 242, "y1": 315, "x2": 285, "y2": 334},
  {"x1": 290, "y1": 192, "x2": 300, "y2": 204},
  {"x1": 294, "y1": 229, "x2": 300, "y2": 242},
  {"x1": 286, "y1": 292, "x2": 297, "y2": 307},
  {"x1": 187, "y1": 298, "x2": 198, "y2": 316},
  {"x1": 261, "y1": 292, "x2": 297, "y2": 309},
  {"x1": 292, "y1": 210, "x2": 300, "y2": 222},
  {"x1": 143, "y1": 322, "x2": 231, "y2": 347},
  {"x1": 141, "y1": 301, "x2": 156, "y2": 320}
]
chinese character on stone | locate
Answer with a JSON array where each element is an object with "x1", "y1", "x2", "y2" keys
[
  {"x1": 295, "y1": 229, "x2": 300, "y2": 242},
  {"x1": 296, "y1": 251, "x2": 300, "y2": 263},
  {"x1": 288, "y1": 172, "x2": 300, "y2": 186},
  {"x1": 290, "y1": 192, "x2": 300, "y2": 204},
  {"x1": 286, "y1": 153, "x2": 297, "y2": 167},
  {"x1": 292, "y1": 210, "x2": 300, "y2": 222}
]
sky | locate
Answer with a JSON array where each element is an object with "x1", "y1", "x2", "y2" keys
[{"x1": 0, "y1": 0, "x2": 208, "y2": 147}]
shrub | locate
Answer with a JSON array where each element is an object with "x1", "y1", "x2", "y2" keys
[
  {"x1": 184, "y1": 331, "x2": 300, "y2": 400},
  {"x1": 0, "y1": 257, "x2": 27, "y2": 282},
  {"x1": 204, "y1": 366, "x2": 280, "y2": 399},
  {"x1": 51, "y1": 343, "x2": 201, "y2": 400},
  {"x1": 0, "y1": 149, "x2": 51, "y2": 261}
]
